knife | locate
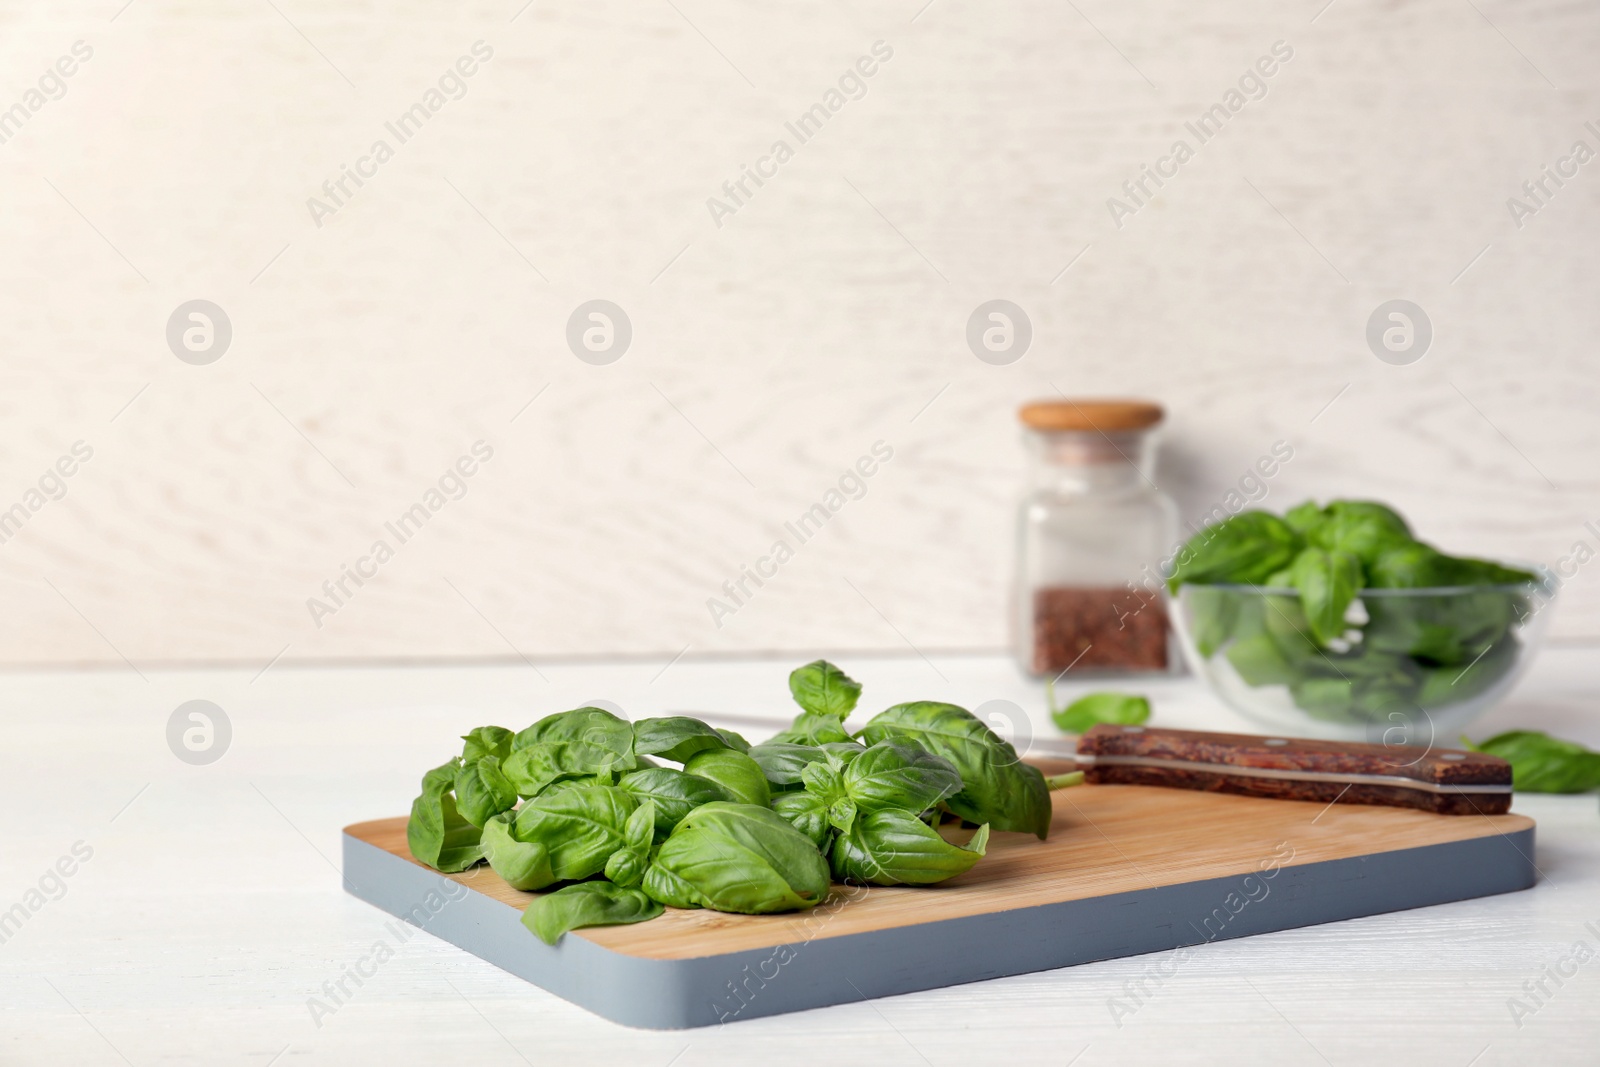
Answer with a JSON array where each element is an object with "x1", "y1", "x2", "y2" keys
[
  {"x1": 1032, "y1": 724, "x2": 1513, "y2": 816},
  {"x1": 688, "y1": 711, "x2": 1513, "y2": 817}
]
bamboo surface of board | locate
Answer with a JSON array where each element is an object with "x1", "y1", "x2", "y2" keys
[{"x1": 345, "y1": 772, "x2": 1534, "y2": 961}]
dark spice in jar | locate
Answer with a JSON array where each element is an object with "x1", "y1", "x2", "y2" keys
[{"x1": 1032, "y1": 586, "x2": 1169, "y2": 673}]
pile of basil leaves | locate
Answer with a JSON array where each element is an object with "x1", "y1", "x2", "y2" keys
[
  {"x1": 1169, "y1": 500, "x2": 1541, "y2": 726},
  {"x1": 407, "y1": 661, "x2": 1071, "y2": 944}
]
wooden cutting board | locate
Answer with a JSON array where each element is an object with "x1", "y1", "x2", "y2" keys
[{"x1": 342, "y1": 772, "x2": 1535, "y2": 1029}]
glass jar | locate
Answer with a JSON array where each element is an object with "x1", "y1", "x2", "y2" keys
[{"x1": 1012, "y1": 400, "x2": 1179, "y2": 677}]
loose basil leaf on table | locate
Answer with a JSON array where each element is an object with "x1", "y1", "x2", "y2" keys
[
  {"x1": 859, "y1": 701, "x2": 1052, "y2": 839},
  {"x1": 615, "y1": 767, "x2": 732, "y2": 839},
  {"x1": 642, "y1": 802, "x2": 831, "y2": 914},
  {"x1": 460, "y1": 725, "x2": 514, "y2": 764},
  {"x1": 1050, "y1": 692, "x2": 1151, "y2": 734},
  {"x1": 831, "y1": 810, "x2": 990, "y2": 887},
  {"x1": 503, "y1": 706, "x2": 637, "y2": 796},
  {"x1": 632, "y1": 716, "x2": 738, "y2": 763},
  {"x1": 1464, "y1": 730, "x2": 1600, "y2": 794},
  {"x1": 524, "y1": 881, "x2": 665, "y2": 946},
  {"x1": 407, "y1": 758, "x2": 487, "y2": 873},
  {"x1": 682, "y1": 748, "x2": 772, "y2": 808},
  {"x1": 1289, "y1": 546, "x2": 1364, "y2": 646},
  {"x1": 453, "y1": 753, "x2": 519, "y2": 828},
  {"x1": 1167, "y1": 510, "x2": 1303, "y2": 590}
]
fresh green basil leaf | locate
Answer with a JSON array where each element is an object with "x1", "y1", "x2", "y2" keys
[
  {"x1": 1050, "y1": 692, "x2": 1150, "y2": 734},
  {"x1": 798, "y1": 760, "x2": 854, "y2": 832},
  {"x1": 406, "y1": 758, "x2": 486, "y2": 873},
  {"x1": 603, "y1": 800, "x2": 657, "y2": 887},
  {"x1": 453, "y1": 754, "x2": 519, "y2": 828},
  {"x1": 641, "y1": 802, "x2": 831, "y2": 914},
  {"x1": 831, "y1": 810, "x2": 989, "y2": 886},
  {"x1": 523, "y1": 881, "x2": 665, "y2": 946},
  {"x1": 480, "y1": 811, "x2": 553, "y2": 890},
  {"x1": 821, "y1": 741, "x2": 868, "y2": 764},
  {"x1": 766, "y1": 712, "x2": 853, "y2": 746},
  {"x1": 682, "y1": 748, "x2": 771, "y2": 807},
  {"x1": 510, "y1": 783, "x2": 640, "y2": 884},
  {"x1": 1464, "y1": 730, "x2": 1600, "y2": 794},
  {"x1": 1261, "y1": 590, "x2": 1322, "y2": 663},
  {"x1": 1442, "y1": 557, "x2": 1539, "y2": 586},
  {"x1": 1309, "y1": 502, "x2": 1412, "y2": 566},
  {"x1": 1187, "y1": 586, "x2": 1239, "y2": 656},
  {"x1": 1283, "y1": 500, "x2": 1327, "y2": 537},
  {"x1": 1289, "y1": 547, "x2": 1364, "y2": 645},
  {"x1": 1416, "y1": 638, "x2": 1520, "y2": 707},
  {"x1": 746, "y1": 743, "x2": 827, "y2": 786},
  {"x1": 788, "y1": 659, "x2": 862, "y2": 718},
  {"x1": 717, "y1": 728, "x2": 751, "y2": 753},
  {"x1": 615, "y1": 767, "x2": 732, "y2": 839},
  {"x1": 632, "y1": 716, "x2": 735, "y2": 763},
  {"x1": 1224, "y1": 633, "x2": 1297, "y2": 686},
  {"x1": 859, "y1": 702, "x2": 1051, "y2": 839},
  {"x1": 512, "y1": 707, "x2": 636, "y2": 762},
  {"x1": 1288, "y1": 676, "x2": 1355, "y2": 721},
  {"x1": 842, "y1": 740, "x2": 962, "y2": 814},
  {"x1": 1367, "y1": 542, "x2": 1453, "y2": 589},
  {"x1": 504, "y1": 707, "x2": 638, "y2": 796},
  {"x1": 460, "y1": 726, "x2": 514, "y2": 765},
  {"x1": 770, "y1": 791, "x2": 832, "y2": 850},
  {"x1": 1167, "y1": 510, "x2": 1302, "y2": 591},
  {"x1": 1364, "y1": 596, "x2": 1472, "y2": 663}
]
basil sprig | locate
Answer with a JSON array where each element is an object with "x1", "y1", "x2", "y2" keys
[{"x1": 402, "y1": 660, "x2": 1080, "y2": 944}]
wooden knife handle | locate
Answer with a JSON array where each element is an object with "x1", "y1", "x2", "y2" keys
[{"x1": 1076, "y1": 724, "x2": 1512, "y2": 816}]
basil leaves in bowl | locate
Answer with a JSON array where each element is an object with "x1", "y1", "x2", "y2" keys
[{"x1": 1168, "y1": 500, "x2": 1555, "y2": 744}]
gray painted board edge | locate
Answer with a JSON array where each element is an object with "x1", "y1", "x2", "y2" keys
[{"x1": 342, "y1": 826, "x2": 1537, "y2": 1030}]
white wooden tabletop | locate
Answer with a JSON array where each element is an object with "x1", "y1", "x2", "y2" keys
[{"x1": 4, "y1": 649, "x2": 1598, "y2": 1065}]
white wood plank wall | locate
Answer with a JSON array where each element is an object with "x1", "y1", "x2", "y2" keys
[{"x1": 0, "y1": 0, "x2": 1594, "y2": 668}]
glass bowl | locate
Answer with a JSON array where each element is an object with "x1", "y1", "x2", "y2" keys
[{"x1": 1170, "y1": 575, "x2": 1556, "y2": 745}]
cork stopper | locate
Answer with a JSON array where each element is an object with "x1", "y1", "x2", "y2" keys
[{"x1": 1019, "y1": 400, "x2": 1164, "y2": 433}]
